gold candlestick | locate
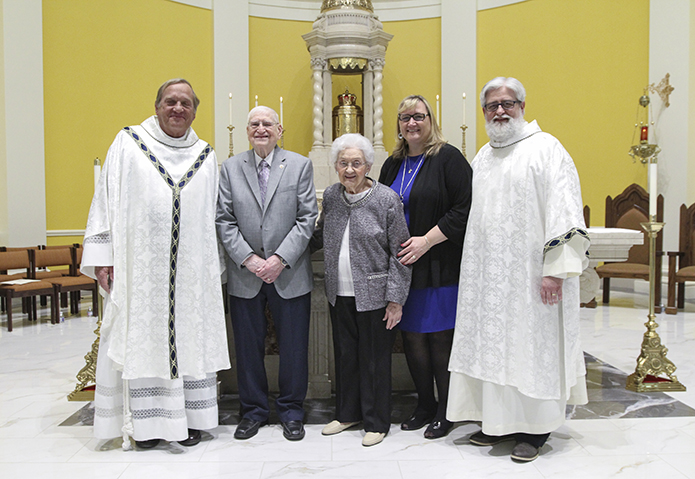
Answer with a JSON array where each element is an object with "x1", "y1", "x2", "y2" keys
[
  {"x1": 460, "y1": 124, "x2": 467, "y2": 159},
  {"x1": 626, "y1": 218, "x2": 686, "y2": 392},
  {"x1": 227, "y1": 125, "x2": 235, "y2": 158},
  {"x1": 68, "y1": 293, "x2": 102, "y2": 401}
]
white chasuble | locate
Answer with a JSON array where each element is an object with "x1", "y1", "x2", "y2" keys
[
  {"x1": 448, "y1": 120, "x2": 590, "y2": 408},
  {"x1": 83, "y1": 116, "x2": 230, "y2": 381}
]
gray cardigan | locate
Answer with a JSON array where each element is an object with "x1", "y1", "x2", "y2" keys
[{"x1": 312, "y1": 180, "x2": 412, "y2": 312}]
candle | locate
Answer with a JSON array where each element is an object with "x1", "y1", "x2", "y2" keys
[
  {"x1": 280, "y1": 96, "x2": 283, "y2": 125},
  {"x1": 649, "y1": 162, "x2": 657, "y2": 217},
  {"x1": 229, "y1": 93, "x2": 238, "y2": 126},
  {"x1": 436, "y1": 95, "x2": 440, "y2": 125},
  {"x1": 255, "y1": 95, "x2": 258, "y2": 108},
  {"x1": 462, "y1": 92, "x2": 466, "y2": 125},
  {"x1": 641, "y1": 125, "x2": 648, "y2": 142}
]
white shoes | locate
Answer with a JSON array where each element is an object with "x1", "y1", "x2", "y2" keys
[
  {"x1": 322, "y1": 420, "x2": 360, "y2": 436},
  {"x1": 362, "y1": 432, "x2": 385, "y2": 447},
  {"x1": 322, "y1": 420, "x2": 385, "y2": 446}
]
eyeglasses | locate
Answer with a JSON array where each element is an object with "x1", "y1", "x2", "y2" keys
[
  {"x1": 248, "y1": 121, "x2": 277, "y2": 129},
  {"x1": 337, "y1": 160, "x2": 366, "y2": 170},
  {"x1": 398, "y1": 113, "x2": 428, "y2": 122},
  {"x1": 483, "y1": 100, "x2": 521, "y2": 113}
]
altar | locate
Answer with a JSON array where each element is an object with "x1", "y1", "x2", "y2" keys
[{"x1": 581, "y1": 227, "x2": 645, "y2": 304}]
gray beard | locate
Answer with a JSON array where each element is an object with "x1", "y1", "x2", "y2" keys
[{"x1": 485, "y1": 115, "x2": 526, "y2": 144}]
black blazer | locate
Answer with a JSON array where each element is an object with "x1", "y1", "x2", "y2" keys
[{"x1": 379, "y1": 143, "x2": 472, "y2": 289}]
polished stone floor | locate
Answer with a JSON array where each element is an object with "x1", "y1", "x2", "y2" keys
[{"x1": 1, "y1": 290, "x2": 694, "y2": 478}]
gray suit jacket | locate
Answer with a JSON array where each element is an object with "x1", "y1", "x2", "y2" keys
[{"x1": 216, "y1": 146, "x2": 318, "y2": 299}]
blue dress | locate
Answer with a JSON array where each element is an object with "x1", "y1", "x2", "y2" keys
[{"x1": 389, "y1": 155, "x2": 458, "y2": 333}]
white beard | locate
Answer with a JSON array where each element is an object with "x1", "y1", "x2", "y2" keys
[{"x1": 485, "y1": 114, "x2": 526, "y2": 144}]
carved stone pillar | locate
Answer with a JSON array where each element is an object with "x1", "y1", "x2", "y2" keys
[
  {"x1": 311, "y1": 58, "x2": 326, "y2": 148},
  {"x1": 370, "y1": 58, "x2": 385, "y2": 151}
]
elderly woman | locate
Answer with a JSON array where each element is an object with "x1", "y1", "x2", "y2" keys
[
  {"x1": 312, "y1": 133, "x2": 411, "y2": 447},
  {"x1": 378, "y1": 95, "x2": 472, "y2": 439}
]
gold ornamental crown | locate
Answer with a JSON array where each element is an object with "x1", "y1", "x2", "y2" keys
[
  {"x1": 321, "y1": 0, "x2": 374, "y2": 13},
  {"x1": 338, "y1": 89, "x2": 357, "y2": 106}
]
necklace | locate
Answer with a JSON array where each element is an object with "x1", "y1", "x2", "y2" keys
[{"x1": 399, "y1": 153, "x2": 425, "y2": 201}]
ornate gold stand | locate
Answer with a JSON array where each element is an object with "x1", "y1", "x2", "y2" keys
[
  {"x1": 227, "y1": 125, "x2": 235, "y2": 158},
  {"x1": 460, "y1": 124, "x2": 468, "y2": 159},
  {"x1": 626, "y1": 219, "x2": 686, "y2": 392},
  {"x1": 68, "y1": 293, "x2": 102, "y2": 401}
]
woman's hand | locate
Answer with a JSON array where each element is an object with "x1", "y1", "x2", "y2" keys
[
  {"x1": 397, "y1": 236, "x2": 430, "y2": 265},
  {"x1": 383, "y1": 302, "x2": 403, "y2": 330},
  {"x1": 541, "y1": 276, "x2": 563, "y2": 305}
]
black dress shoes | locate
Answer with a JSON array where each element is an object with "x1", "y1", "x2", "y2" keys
[
  {"x1": 424, "y1": 419, "x2": 453, "y2": 439},
  {"x1": 401, "y1": 409, "x2": 435, "y2": 431},
  {"x1": 281, "y1": 420, "x2": 305, "y2": 441},
  {"x1": 135, "y1": 438, "x2": 160, "y2": 449},
  {"x1": 178, "y1": 428, "x2": 202, "y2": 446},
  {"x1": 234, "y1": 418, "x2": 268, "y2": 440}
]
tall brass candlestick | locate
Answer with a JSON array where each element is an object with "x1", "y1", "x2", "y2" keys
[
  {"x1": 228, "y1": 125, "x2": 235, "y2": 157},
  {"x1": 460, "y1": 124, "x2": 467, "y2": 159},
  {"x1": 626, "y1": 215, "x2": 685, "y2": 392}
]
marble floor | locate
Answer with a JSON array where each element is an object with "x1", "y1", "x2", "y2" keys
[{"x1": 1, "y1": 290, "x2": 694, "y2": 478}]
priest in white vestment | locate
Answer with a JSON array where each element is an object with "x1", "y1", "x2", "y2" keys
[
  {"x1": 447, "y1": 77, "x2": 590, "y2": 462},
  {"x1": 82, "y1": 79, "x2": 230, "y2": 450}
]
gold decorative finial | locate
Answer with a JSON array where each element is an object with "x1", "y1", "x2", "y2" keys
[
  {"x1": 647, "y1": 73, "x2": 674, "y2": 108},
  {"x1": 321, "y1": 0, "x2": 374, "y2": 13}
]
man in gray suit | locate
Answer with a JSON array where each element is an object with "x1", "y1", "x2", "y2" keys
[{"x1": 216, "y1": 106, "x2": 318, "y2": 441}]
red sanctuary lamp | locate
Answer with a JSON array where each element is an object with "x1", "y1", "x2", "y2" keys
[{"x1": 640, "y1": 125, "x2": 649, "y2": 142}]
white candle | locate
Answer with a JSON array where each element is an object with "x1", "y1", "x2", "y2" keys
[
  {"x1": 280, "y1": 97, "x2": 284, "y2": 125},
  {"x1": 649, "y1": 163, "x2": 657, "y2": 217},
  {"x1": 462, "y1": 92, "x2": 466, "y2": 125},
  {"x1": 436, "y1": 94, "x2": 440, "y2": 125},
  {"x1": 255, "y1": 95, "x2": 258, "y2": 108},
  {"x1": 229, "y1": 93, "x2": 233, "y2": 125}
]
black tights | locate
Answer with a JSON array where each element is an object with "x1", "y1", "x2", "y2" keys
[{"x1": 401, "y1": 328, "x2": 454, "y2": 422}]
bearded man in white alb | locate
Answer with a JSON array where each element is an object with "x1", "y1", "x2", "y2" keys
[
  {"x1": 447, "y1": 77, "x2": 590, "y2": 462},
  {"x1": 82, "y1": 79, "x2": 230, "y2": 450}
]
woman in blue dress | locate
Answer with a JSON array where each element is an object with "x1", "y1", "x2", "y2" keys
[{"x1": 378, "y1": 95, "x2": 472, "y2": 439}]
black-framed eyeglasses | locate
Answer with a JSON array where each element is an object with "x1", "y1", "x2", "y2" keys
[
  {"x1": 398, "y1": 113, "x2": 428, "y2": 122},
  {"x1": 483, "y1": 100, "x2": 521, "y2": 113}
]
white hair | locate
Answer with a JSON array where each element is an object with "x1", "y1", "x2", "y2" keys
[
  {"x1": 480, "y1": 77, "x2": 526, "y2": 107},
  {"x1": 329, "y1": 133, "x2": 375, "y2": 168},
  {"x1": 247, "y1": 106, "x2": 280, "y2": 125}
]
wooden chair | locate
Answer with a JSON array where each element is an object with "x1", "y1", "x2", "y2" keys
[
  {"x1": 32, "y1": 247, "x2": 98, "y2": 317},
  {"x1": 595, "y1": 183, "x2": 664, "y2": 311},
  {"x1": 0, "y1": 246, "x2": 25, "y2": 312},
  {"x1": 666, "y1": 202, "x2": 695, "y2": 314},
  {"x1": 0, "y1": 250, "x2": 59, "y2": 331}
]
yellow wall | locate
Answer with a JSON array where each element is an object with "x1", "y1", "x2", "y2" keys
[
  {"x1": 42, "y1": 0, "x2": 213, "y2": 246},
  {"x1": 478, "y1": 0, "x2": 650, "y2": 225},
  {"x1": 248, "y1": 16, "x2": 441, "y2": 158},
  {"x1": 41, "y1": 1, "x2": 651, "y2": 242}
]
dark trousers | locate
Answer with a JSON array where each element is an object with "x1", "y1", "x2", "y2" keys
[
  {"x1": 330, "y1": 296, "x2": 396, "y2": 434},
  {"x1": 228, "y1": 283, "x2": 311, "y2": 423}
]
